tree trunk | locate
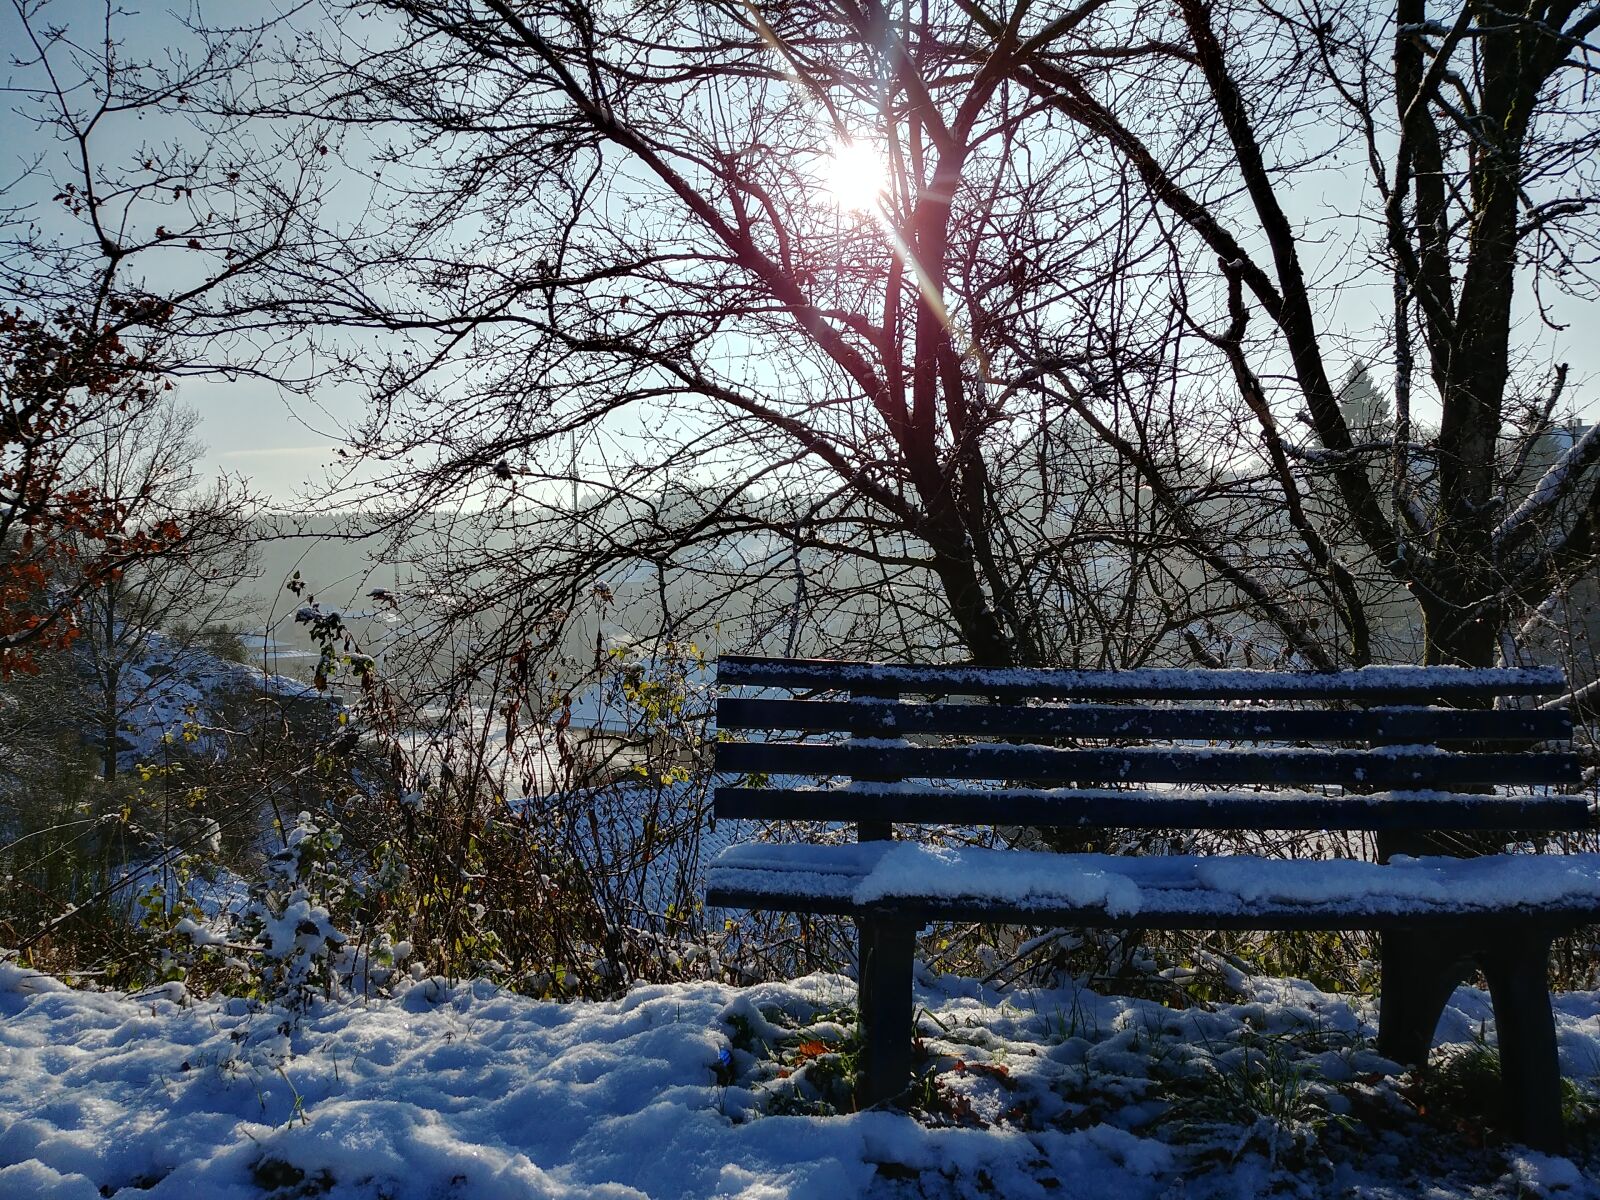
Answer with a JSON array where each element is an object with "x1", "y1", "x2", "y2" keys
[{"x1": 101, "y1": 665, "x2": 119, "y2": 782}]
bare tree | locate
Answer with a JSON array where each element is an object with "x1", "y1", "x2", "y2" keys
[
  {"x1": 59, "y1": 399, "x2": 254, "y2": 780},
  {"x1": 257, "y1": 0, "x2": 1600, "y2": 690},
  {"x1": 0, "y1": 304, "x2": 176, "y2": 671},
  {"x1": 238, "y1": 0, "x2": 1268, "y2": 683},
  {"x1": 16, "y1": 1, "x2": 1593, "y2": 683},
  {"x1": 1, "y1": 0, "x2": 323, "y2": 667},
  {"x1": 983, "y1": 0, "x2": 1600, "y2": 675}
]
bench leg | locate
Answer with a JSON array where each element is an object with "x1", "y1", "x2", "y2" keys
[
  {"x1": 856, "y1": 915, "x2": 916, "y2": 1107},
  {"x1": 1481, "y1": 935, "x2": 1565, "y2": 1153},
  {"x1": 1377, "y1": 929, "x2": 1470, "y2": 1066}
]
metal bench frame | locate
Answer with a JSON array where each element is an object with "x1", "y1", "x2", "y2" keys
[{"x1": 707, "y1": 655, "x2": 1596, "y2": 1151}]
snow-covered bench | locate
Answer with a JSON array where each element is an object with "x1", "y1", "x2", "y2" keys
[{"x1": 706, "y1": 655, "x2": 1597, "y2": 1150}]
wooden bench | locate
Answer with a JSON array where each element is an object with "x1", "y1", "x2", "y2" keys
[{"x1": 705, "y1": 655, "x2": 1600, "y2": 1150}]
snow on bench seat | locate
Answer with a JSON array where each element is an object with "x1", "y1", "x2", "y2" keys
[{"x1": 707, "y1": 841, "x2": 1600, "y2": 926}]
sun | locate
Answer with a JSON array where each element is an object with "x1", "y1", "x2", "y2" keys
[{"x1": 825, "y1": 139, "x2": 889, "y2": 213}]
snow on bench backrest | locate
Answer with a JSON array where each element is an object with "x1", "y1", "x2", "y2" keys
[
  {"x1": 712, "y1": 657, "x2": 1585, "y2": 835},
  {"x1": 717, "y1": 655, "x2": 1569, "y2": 701}
]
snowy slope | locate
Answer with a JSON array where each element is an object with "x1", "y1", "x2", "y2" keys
[
  {"x1": 0, "y1": 964, "x2": 1596, "y2": 1199},
  {"x1": 100, "y1": 627, "x2": 326, "y2": 769}
]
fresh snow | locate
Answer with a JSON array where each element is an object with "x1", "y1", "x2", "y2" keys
[
  {"x1": 709, "y1": 843, "x2": 1600, "y2": 918},
  {"x1": 717, "y1": 657, "x2": 1568, "y2": 699},
  {"x1": 1193, "y1": 854, "x2": 1600, "y2": 909},
  {"x1": 95, "y1": 626, "x2": 326, "y2": 770},
  {"x1": 1, "y1": 962, "x2": 1597, "y2": 1198},
  {"x1": 818, "y1": 780, "x2": 1574, "y2": 808},
  {"x1": 1494, "y1": 421, "x2": 1600, "y2": 550}
]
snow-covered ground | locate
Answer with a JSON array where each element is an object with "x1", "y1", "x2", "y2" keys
[
  {"x1": 105, "y1": 628, "x2": 325, "y2": 769},
  {"x1": 1, "y1": 963, "x2": 1596, "y2": 1199}
]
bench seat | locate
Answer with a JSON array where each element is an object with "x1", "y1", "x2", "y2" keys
[{"x1": 709, "y1": 842, "x2": 1600, "y2": 928}]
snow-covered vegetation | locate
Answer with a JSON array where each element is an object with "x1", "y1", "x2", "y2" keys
[{"x1": 4, "y1": 960, "x2": 1598, "y2": 1199}]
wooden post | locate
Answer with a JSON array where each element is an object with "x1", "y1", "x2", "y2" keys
[
  {"x1": 1481, "y1": 934, "x2": 1565, "y2": 1152},
  {"x1": 857, "y1": 914, "x2": 917, "y2": 1105},
  {"x1": 1377, "y1": 927, "x2": 1471, "y2": 1066}
]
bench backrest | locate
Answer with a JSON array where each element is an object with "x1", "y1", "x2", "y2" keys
[{"x1": 713, "y1": 655, "x2": 1586, "y2": 836}]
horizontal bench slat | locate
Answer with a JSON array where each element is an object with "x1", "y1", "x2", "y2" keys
[
  {"x1": 715, "y1": 697, "x2": 1573, "y2": 743},
  {"x1": 717, "y1": 740, "x2": 1582, "y2": 787},
  {"x1": 706, "y1": 843, "x2": 1600, "y2": 929},
  {"x1": 718, "y1": 655, "x2": 1570, "y2": 700},
  {"x1": 713, "y1": 784, "x2": 1593, "y2": 831}
]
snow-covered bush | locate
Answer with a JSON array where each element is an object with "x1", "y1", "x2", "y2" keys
[
  {"x1": 234, "y1": 812, "x2": 351, "y2": 1008},
  {"x1": 287, "y1": 627, "x2": 742, "y2": 999}
]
